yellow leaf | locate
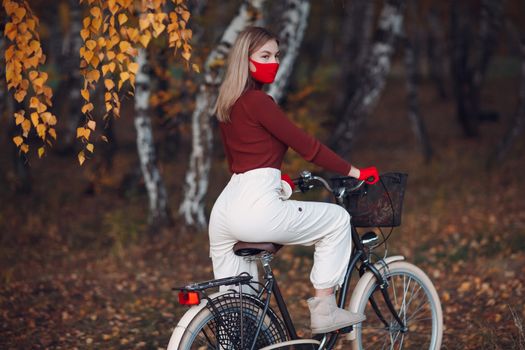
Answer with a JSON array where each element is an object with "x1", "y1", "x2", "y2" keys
[
  {"x1": 97, "y1": 37, "x2": 106, "y2": 47},
  {"x1": 22, "y1": 120, "x2": 31, "y2": 137},
  {"x1": 14, "y1": 7, "x2": 26, "y2": 21},
  {"x1": 29, "y1": 71, "x2": 39, "y2": 81},
  {"x1": 86, "y1": 143, "x2": 94, "y2": 153},
  {"x1": 82, "y1": 103, "x2": 94, "y2": 114},
  {"x1": 13, "y1": 136, "x2": 23, "y2": 147},
  {"x1": 84, "y1": 50, "x2": 94, "y2": 63},
  {"x1": 152, "y1": 22, "x2": 166, "y2": 37},
  {"x1": 81, "y1": 88, "x2": 90, "y2": 101},
  {"x1": 80, "y1": 28, "x2": 90, "y2": 41},
  {"x1": 101, "y1": 135, "x2": 108, "y2": 142},
  {"x1": 76, "y1": 127, "x2": 85, "y2": 138},
  {"x1": 33, "y1": 77, "x2": 44, "y2": 89},
  {"x1": 91, "y1": 17, "x2": 102, "y2": 31},
  {"x1": 87, "y1": 120, "x2": 96, "y2": 130},
  {"x1": 116, "y1": 53, "x2": 126, "y2": 63},
  {"x1": 120, "y1": 71, "x2": 130, "y2": 82},
  {"x1": 31, "y1": 112, "x2": 39, "y2": 127},
  {"x1": 78, "y1": 151, "x2": 86, "y2": 165},
  {"x1": 118, "y1": 13, "x2": 128, "y2": 25},
  {"x1": 83, "y1": 16, "x2": 91, "y2": 28},
  {"x1": 86, "y1": 70, "x2": 100, "y2": 82},
  {"x1": 182, "y1": 50, "x2": 191, "y2": 61},
  {"x1": 192, "y1": 63, "x2": 200, "y2": 73},
  {"x1": 14, "y1": 90, "x2": 27, "y2": 102},
  {"x1": 139, "y1": 32, "x2": 151, "y2": 48},
  {"x1": 128, "y1": 62, "x2": 139, "y2": 74},
  {"x1": 86, "y1": 39, "x2": 97, "y2": 50},
  {"x1": 15, "y1": 113, "x2": 25, "y2": 125},
  {"x1": 119, "y1": 41, "x2": 131, "y2": 52},
  {"x1": 38, "y1": 147, "x2": 45, "y2": 158},
  {"x1": 20, "y1": 144, "x2": 29, "y2": 154},
  {"x1": 49, "y1": 128, "x2": 57, "y2": 140},
  {"x1": 107, "y1": 51, "x2": 116, "y2": 60},
  {"x1": 108, "y1": 0, "x2": 119, "y2": 14},
  {"x1": 105, "y1": 102, "x2": 113, "y2": 112},
  {"x1": 181, "y1": 10, "x2": 190, "y2": 22},
  {"x1": 36, "y1": 124, "x2": 46, "y2": 139},
  {"x1": 90, "y1": 56, "x2": 100, "y2": 68},
  {"x1": 139, "y1": 17, "x2": 149, "y2": 31},
  {"x1": 104, "y1": 79, "x2": 115, "y2": 90},
  {"x1": 90, "y1": 6, "x2": 101, "y2": 18},
  {"x1": 37, "y1": 102, "x2": 47, "y2": 113}
]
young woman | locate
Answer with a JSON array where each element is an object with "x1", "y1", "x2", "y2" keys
[{"x1": 209, "y1": 26, "x2": 379, "y2": 334}]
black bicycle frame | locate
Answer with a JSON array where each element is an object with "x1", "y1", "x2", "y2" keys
[{"x1": 248, "y1": 222, "x2": 407, "y2": 350}]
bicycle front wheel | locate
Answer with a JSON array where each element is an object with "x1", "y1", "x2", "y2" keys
[
  {"x1": 178, "y1": 292, "x2": 287, "y2": 349},
  {"x1": 353, "y1": 261, "x2": 443, "y2": 350}
]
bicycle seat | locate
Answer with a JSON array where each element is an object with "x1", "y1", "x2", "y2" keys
[{"x1": 233, "y1": 242, "x2": 283, "y2": 256}]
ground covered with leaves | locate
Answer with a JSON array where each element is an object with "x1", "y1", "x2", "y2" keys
[{"x1": 1, "y1": 77, "x2": 525, "y2": 349}]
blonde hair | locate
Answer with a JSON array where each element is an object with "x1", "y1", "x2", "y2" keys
[{"x1": 214, "y1": 27, "x2": 279, "y2": 122}]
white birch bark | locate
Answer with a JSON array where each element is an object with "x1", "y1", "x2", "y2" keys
[
  {"x1": 179, "y1": 0, "x2": 266, "y2": 228},
  {"x1": 134, "y1": 49, "x2": 171, "y2": 228},
  {"x1": 267, "y1": 0, "x2": 310, "y2": 103},
  {"x1": 333, "y1": 0, "x2": 406, "y2": 154}
]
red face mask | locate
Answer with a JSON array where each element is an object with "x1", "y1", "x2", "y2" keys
[{"x1": 249, "y1": 57, "x2": 279, "y2": 84}]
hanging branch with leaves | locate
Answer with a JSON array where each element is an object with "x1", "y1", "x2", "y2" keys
[
  {"x1": 3, "y1": 0, "x2": 58, "y2": 158},
  {"x1": 77, "y1": 0, "x2": 195, "y2": 165}
]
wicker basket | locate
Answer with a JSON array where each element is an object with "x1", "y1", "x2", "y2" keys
[{"x1": 344, "y1": 172, "x2": 408, "y2": 228}]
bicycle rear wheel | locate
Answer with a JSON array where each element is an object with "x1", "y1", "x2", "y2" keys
[
  {"x1": 178, "y1": 292, "x2": 288, "y2": 349},
  {"x1": 353, "y1": 261, "x2": 443, "y2": 350}
]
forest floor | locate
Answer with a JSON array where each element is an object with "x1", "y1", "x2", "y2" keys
[{"x1": 1, "y1": 76, "x2": 525, "y2": 349}]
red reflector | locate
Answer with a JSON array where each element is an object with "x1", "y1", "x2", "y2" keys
[{"x1": 178, "y1": 291, "x2": 200, "y2": 305}]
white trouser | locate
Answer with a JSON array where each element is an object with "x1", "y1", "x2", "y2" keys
[{"x1": 208, "y1": 168, "x2": 352, "y2": 290}]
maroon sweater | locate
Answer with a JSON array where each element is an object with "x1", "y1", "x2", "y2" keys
[{"x1": 219, "y1": 88, "x2": 352, "y2": 176}]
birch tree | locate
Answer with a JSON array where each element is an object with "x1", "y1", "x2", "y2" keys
[
  {"x1": 333, "y1": 0, "x2": 407, "y2": 154},
  {"x1": 267, "y1": 0, "x2": 310, "y2": 104},
  {"x1": 134, "y1": 48, "x2": 171, "y2": 229},
  {"x1": 179, "y1": 0, "x2": 266, "y2": 228}
]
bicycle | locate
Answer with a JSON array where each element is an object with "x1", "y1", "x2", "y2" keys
[{"x1": 167, "y1": 171, "x2": 443, "y2": 349}]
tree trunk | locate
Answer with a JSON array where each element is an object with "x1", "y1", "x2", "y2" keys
[
  {"x1": 426, "y1": 6, "x2": 448, "y2": 99},
  {"x1": 267, "y1": 0, "x2": 310, "y2": 103},
  {"x1": 333, "y1": 0, "x2": 407, "y2": 154},
  {"x1": 58, "y1": 0, "x2": 84, "y2": 153},
  {"x1": 450, "y1": 0, "x2": 504, "y2": 137},
  {"x1": 179, "y1": 0, "x2": 266, "y2": 229},
  {"x1": 134, "y1": 49, "x2": 172, "y2": 230},
  {"x1": 334, "y1": 0, "x2": 375, "y2": 115},
  {"x1": 488, "y1": 30, "x2": 525, "y2": 165},
  {"x1": 404, "y1": 36, "x2": 433, "y2": 162}
]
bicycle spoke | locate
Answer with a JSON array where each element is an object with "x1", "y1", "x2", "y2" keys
[{"x1": 358, "y1": 266, "x2": 440, "y2": 350}]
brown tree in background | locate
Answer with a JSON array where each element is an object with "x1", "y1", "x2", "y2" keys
[{"x1": 333, "y1": 0, "x2": 407, "y2": 154}]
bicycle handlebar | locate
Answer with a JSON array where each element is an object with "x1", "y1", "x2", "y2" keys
[{"x1": 292, "y1": 170, "x2": 366, "y2": 201}]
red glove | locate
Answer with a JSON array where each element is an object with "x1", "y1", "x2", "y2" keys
[
  {"x1": 358, "y1": 166, "x2": 379, "y2": 185},
  {"x1": 281, "y1": 173, "x2": 296, "y2": 191}
]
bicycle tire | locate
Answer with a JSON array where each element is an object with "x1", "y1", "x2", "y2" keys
[
  {"x1": 352, "y1": 261, "x2": 443, "y2": 350},
  {"x1": 177, "y1": 292, "x2": 288, "y2": 349}
]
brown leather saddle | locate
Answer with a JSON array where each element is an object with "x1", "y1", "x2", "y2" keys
[{"x1": 233, "y1": 241, "x2": 283, "y2": 257}]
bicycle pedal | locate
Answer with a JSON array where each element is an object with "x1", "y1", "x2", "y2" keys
[{"x1": 335, "y1": 326, "x2": 353, "y2": 334}]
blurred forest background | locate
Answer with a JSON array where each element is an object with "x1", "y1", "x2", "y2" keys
[{"x1": 1, "y1": 0, "x2": 525, "y2": 348}]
